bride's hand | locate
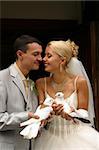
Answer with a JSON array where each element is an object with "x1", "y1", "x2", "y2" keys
[
  {"x1": 40, "y1": 119, "x2": 48, "y2": 127},
  {"x1": 40, "y1": 110, "x2": 55, "y2": 127},
  {"x1": 52, "y1": 103, "x2": 64, "y2": 116},
  {"x1": 61, "y1": 111, "x2": 78, "y2": 124}
]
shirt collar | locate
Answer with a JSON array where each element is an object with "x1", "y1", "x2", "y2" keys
[{"x1": 14, "y1": 62, "x2": 29, "y2": 81}]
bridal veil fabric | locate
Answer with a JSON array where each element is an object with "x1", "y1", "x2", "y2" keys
[{"x1": 67, "y1": 57, "x2": 95, "y2": 126}]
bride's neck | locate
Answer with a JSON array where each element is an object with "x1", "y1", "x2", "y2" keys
[
  {"x1": 51, "y1": 72, "x2": 70, "y2": 93},
  {"x1": 52, "y1": 71, "x2": 68, "y2": 84}
]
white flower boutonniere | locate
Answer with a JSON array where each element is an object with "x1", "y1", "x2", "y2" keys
[{"x1": 29, "y1": 79, "x2": 38, "y2": 95}]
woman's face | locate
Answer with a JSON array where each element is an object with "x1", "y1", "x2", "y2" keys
[{"x1": 43, "y1": 46, "x2": 62, "y2": 73}]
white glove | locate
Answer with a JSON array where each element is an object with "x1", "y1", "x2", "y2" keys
[{"x1": 70, "y1": 108, "x2": 89, "y2": 119}]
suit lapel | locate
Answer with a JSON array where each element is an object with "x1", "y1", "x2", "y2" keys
[
  {"x1": 9, "y1": 64, "x2": 38, "y2": 112},
  {"x1": 9, "y1": 64, "x2": 28, "y2": 103}
]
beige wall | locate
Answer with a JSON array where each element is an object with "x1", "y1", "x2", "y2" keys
[{"x1": 1, "y1": 1, "x2": 82, "y2": 23}]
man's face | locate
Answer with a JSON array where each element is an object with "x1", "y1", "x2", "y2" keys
[{"x1": 20, "y1": 43, "x2": 42, "y2": 71}]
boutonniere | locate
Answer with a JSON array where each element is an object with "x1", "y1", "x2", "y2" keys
[{"x1": 29, "y1": 79, "x2": 38, "y2": 95}]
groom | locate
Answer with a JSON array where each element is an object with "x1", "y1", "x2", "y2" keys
[{"x1": 0, "y1": 35, "x2": 43, "y2": 150}]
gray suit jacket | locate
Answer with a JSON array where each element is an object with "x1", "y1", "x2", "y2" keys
[{"x1": 0, "y1": 64, "x2": 38, "y2": 150}]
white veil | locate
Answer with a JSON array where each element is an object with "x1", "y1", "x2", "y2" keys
[{"x1": 67, "y1": 57, "x2": 95, "y2": 126}]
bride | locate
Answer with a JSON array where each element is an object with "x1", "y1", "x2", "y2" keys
[{"x1": 33, "y1": 40, "x2": 99, "y2": 150}]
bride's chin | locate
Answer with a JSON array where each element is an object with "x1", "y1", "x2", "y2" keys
[
  {"x1": 44, "y1": 66, "x2": 53, "y2": 72},
  {"x1": 44, "y1": 66, "x2": 49, "y2": 71},
  {"x1": 45, "y1": 68, "x2": 49, "y2": 72}
]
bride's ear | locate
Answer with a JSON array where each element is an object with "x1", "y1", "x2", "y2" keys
[{"x1": 61, "y1": 58, "x2": 66, "y2": 65}]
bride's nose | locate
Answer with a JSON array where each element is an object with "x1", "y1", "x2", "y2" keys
[{"x1": 43, "y1": 56, "x2": 46, "y2": 62}]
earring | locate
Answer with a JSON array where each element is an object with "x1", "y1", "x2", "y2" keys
[
  {"x1": 50, "y1": 73, "x2": 53, "y2": 77},
  {"x1": 60, "y1": 64, "x2": 63, "y2": 72}
]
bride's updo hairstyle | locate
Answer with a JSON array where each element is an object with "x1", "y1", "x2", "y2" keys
[
  {"x1": 47, "y1": 39, "x2": 79, "y2": 64},
  {"x1": 70, "y1": 40, "x2": 79, "y2": 57}
]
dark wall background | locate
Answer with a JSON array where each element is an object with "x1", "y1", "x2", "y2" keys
[{"x1": 1, "y1": 19, "x2": 79, "y2": 80}]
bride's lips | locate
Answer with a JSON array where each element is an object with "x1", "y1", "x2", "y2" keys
[{"x1": 44, "y1": 63, "x2": 49, "y2": 67}]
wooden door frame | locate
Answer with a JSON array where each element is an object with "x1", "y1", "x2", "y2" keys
[{"x1": 90, "y1": 21, "x2": 99, "y2": 130}]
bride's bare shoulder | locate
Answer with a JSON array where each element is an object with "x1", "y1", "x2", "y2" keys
[
  {"x1": 77, "y1": 75, "x2": 88, "y2": 87},
  {"x1": 77, "y1": 75, "x2": 86, "y2": 82}
]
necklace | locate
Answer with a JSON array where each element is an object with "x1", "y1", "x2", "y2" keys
[{"x1": 51, "y1": 77, "x2": 68, "y2": 92}]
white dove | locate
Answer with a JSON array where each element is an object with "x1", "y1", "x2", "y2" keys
[
  {"x1": 55, "y1": 92, "x2": 72, "y2": 114},
  {"x1": 55, "y1": 92, "x2": 89, "y2": 119},
  {"x1": 20, "y1": 97, "x2": 54, "y2": 139}
]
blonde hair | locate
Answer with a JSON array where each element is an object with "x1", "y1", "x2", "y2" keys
[
  {"x1": 47, "y1": 39, "x2": 79, "y2": 64},
  {"x1": 68, "y1": 39, "x2": 79, "y2": 57}
]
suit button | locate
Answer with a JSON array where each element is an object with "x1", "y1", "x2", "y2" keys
[{"x1": 27, "y1": 107, "x2": 30, "y2": 110}]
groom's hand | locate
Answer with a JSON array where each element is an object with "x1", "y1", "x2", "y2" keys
[{"x1": 28, "y1": 112, "x2": 39, "y2": 119}]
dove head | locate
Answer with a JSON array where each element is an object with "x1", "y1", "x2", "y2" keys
[
  {"x1": 55, "y1": 92, "x2": 64, "y2": 104},
  {"x1": 44, "y1": 97, "x2": 54, "y2": 106},
  {"x1": 55, "y1": 92, "x2": 64, "y2": 98}
]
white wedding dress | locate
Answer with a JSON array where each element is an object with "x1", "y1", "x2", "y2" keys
[{"x1": 34, "y1": 79, "x2": 99, "y2": 150}]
